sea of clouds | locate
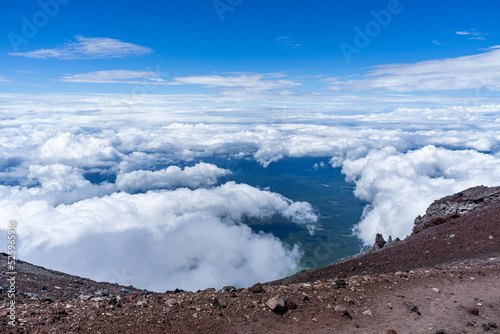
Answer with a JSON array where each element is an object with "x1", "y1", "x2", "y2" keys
[{"x1": 1, "y1": 91, "x2": 500, "y2": 291}]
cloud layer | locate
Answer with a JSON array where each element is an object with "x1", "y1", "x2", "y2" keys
[{"x1": 0, "y1": 92, "x2": 499, "y2": 290}]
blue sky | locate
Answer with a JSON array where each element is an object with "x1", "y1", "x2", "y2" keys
[{"x1": 1, "y1": 0, "x2": 499, "y2": 97}]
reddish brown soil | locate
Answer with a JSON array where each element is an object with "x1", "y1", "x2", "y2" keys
[{"x1": 1, "y1": 189, "x2": 499, "y2": 333}]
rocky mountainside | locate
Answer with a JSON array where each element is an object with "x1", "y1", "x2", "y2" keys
[
  {"x1": 1, "y1": 186, "x2": 499, "y2": 333},
  {"x1": 413, "y1": 185, "x2": 500, "y2": 234}
]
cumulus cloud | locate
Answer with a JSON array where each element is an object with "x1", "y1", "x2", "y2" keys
[
  {"x1": 116, "y1": 162, "x2": 231, "y2": 193},
  {"x1": 40, "y1": 132, "x2": 122, "y2": 167},
  {"x1": 0, "y1": 181, "x2": 317, "y2": 291},
  {"x1": 8, "y1": 36, "x2": 153, "y2": 59},
  {"x1": 329, "y1": 49, "x2": 500, "y2": 92},
  {"x1": 343, "y1": 145, "x2": 500, "y2": 245},
  {"x1": 61, "y1": 70, "x2": 166, "y2": 84}
]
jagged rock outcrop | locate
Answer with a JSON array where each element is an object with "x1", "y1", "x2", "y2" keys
[
  {"x1": 412, "y1": 185, "x2": 500, "y2": 234},
  {"x1": 374, "y1": 233, "x2": 386, "y2": 249}
]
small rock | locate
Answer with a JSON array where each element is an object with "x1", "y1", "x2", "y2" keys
[
  {"x1": 362, "y1": 309, "x2": 373, "y2": 317},
  {"x1": 266, "y1": 296, "x2": 288, "y2": 315},
  {"x1": 467, "y1": 307, "x2": 479, "y2": 315},
  {"x1": 298, "y1": 294, "x2": 309, "y2": 301},
  {"x1": 26, "y1": 293, "x2": 37, "y2": 298},
  {"x1": 137, "y1": 301, "x2": 148, "y2": 307},
  {"x1": 403, "y1": 301, "x2": 421, "y2": 316},
  {"x1": 432, "y1": 288, "x2": 440, "y2": 293},
  {"x1": 221, "y1": 286, "x2": 236, "y2": 292},
  {"x1": 312, "y1": 317, "x2": 318, "y2": 322},
  {"x1": 489, "y1": 235, "x2": 494, "y2": 240},
  {"x1": 387, "y1": 330, "x2": 397, "y2": 334},
  {"x1": 334, "y1": 305, "x2": 352, "y2": 318},
  {"x1": 79, "y1": 295, "x2": 92, "y2": 301},
  {"x1": 193, "y1": 313, "x2": 198, "y2": 318},
  {"x1": 449, "y1": 234, "x2": 455, "y2": 239},
  {"x1": 333, "y1": 279, "x2": 347, "y2": 289},
  {"x1": 94, "y1": 290, "x2": 105, "y2": 296},
  {"x1": 120, "y1": 288, "x2": 131, "y2": 293},
  {"x1": 434, "y1": 330, "x2": 448, "y2": 334},
  {"x1": 394, "y1": 293, "x2": 405, "y2": 298},
  {"x1": 344, "y1": 296, "x2": 355, "y2": 304},
  {"x1": 174, "y1": 288, "x2": 185, "y2": 294},
  {"x1": 165, "y1": 298, "x2": 178, "y2": 307},
  {"x1": 488, "y1": 323, "x2": 497, "y2": 328},
  {"x1": 248, "y1": 284, "x2": 265, "y2": 294}
]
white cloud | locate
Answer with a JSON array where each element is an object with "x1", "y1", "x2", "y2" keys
[
  {"x1": 329, "y1": 49, "x2": 500, "y2": 92},
  {"x1": 455, "y1": 30, "x2": 487, "y2": 40},
  {"x1": 0, "y1": 181, "x2": 317, "y2": 291},
  {"x1": 0, "y1": 76, "x2": 9, "y2": 82},
  {"x1": 173, "y1": 73, "x2": 296, "y2": 88},
  {"x1": 40, "y1": 132, "x2": 122, "y2": 167},
  {"x1": 343, "y1": 145, "x2": 500, "y2": 245},
  {"x1": 116, "y1": 163, "x2": 231, "y2": 193},
  {"x1": 61, "y1": 70, "x2": 165, "y2": 84},
  {"x1": 8, "y1": 36, "x2": 153, "y2": 59}
]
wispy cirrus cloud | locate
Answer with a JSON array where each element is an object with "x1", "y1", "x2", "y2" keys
[
  {"x1": 455, "y1": 29, "x2": 488, "y2": 40},
  {"x1": 328, "y1": 49, "x2": 500, "y2": 92},
  {"x1": 276, "y1": 36, "x2": 301, "y2": 49},
  {"x1": 8, "y1": 36, "x2": 153, "y2": 60},
  {"x1": 0, "y1": 76, "x2": 9, "y2": 82},
  {"x1": 61, "y1": 70, "x2": 166, "y2": 84},
  {"x1": 172, "y1": 73, "x2": 302, "y2": 100},
  {"x1": 173, "y1": 73, "x2": 299, "y2": 89}
]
